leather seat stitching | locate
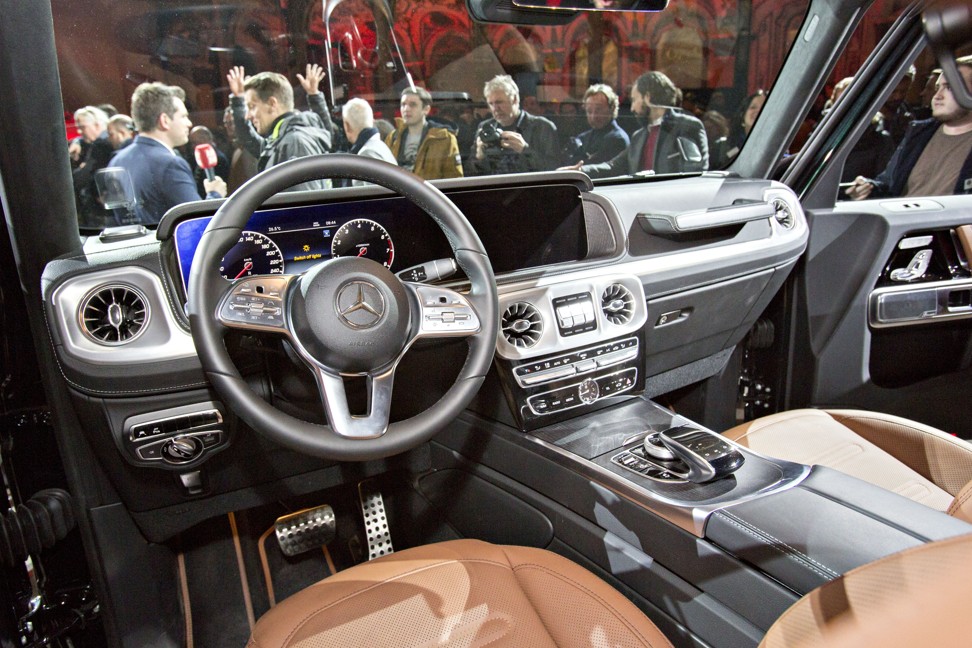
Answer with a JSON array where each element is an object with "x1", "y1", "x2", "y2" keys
[
  {"x1": 946, "y1": 486, "x2": 972, "y2": 516},
  {"x1": 717, "y1": 511, "x2": 839, "y2": 579},
  {"x1": 511, "y1": 562, "x2": 669, "y2": 648}
]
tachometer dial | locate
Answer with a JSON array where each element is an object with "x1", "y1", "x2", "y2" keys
[
  {"x1": 219, "y1": 231, "x2": 285, "y2": 280},
  {"x1": 330, "y1": 219, "x2": 395, "y2": 268}
]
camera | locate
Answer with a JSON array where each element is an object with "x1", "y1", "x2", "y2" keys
[
  {"x1": 479, "y1": 121, "x2": 504, "y2": 148},
  {"x1": 561, "y1": 136, "x2": 584, "y2": 164}
]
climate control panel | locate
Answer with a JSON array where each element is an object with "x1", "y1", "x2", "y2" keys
[{"x1": 497, "y1": 332, "x2": 645, "y2": 431}]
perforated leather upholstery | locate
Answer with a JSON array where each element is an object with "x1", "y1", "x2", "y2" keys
[
  {"x1": 249, "y1": 536, "x2": 972, "y2": 648},
  {"x1": 723, "y1": 409, "x2": 972, "y2": 521},
  {"x1": 760, "y1": 532, "x2": 972, "y2": 647},
  {"x1": 247, "y1": 539, "x2": 673, "y2": 648}
]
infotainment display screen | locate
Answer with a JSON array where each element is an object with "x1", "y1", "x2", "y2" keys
[{"x1": 173, "y1": 184, "x2": 588, "y2": 290}]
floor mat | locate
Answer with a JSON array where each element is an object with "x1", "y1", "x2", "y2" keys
[{"x1": 178, "y1": 501, "x2": 338, "y2": 648}]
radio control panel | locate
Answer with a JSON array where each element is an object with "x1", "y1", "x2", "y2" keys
[{"x1": 497, "y1": 332, "x2": 645, "y2": 431}]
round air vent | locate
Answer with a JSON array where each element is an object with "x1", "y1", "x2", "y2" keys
[
  {"x1": 772, "y1": 198, "x2": 795, "y2": 229},
  {"x1": 79, "y1": 284, "x2": 149, "y2": 345},
  {"x1": 601, "y1": 284, "x2": 635, "y2": 325},
  {"x1": 501, "y1": 302, "x2": 543, "y2": 348}
]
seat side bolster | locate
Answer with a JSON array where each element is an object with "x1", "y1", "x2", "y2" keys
[{"x1": 826, "y1": 409, "x2": 972, "y2": 496}]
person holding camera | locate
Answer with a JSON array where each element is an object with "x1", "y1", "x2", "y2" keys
[
  {"x1": 465, "y1": 75, "x2": 559, "y2": 176},
  {"x1": 562, "y1": 84, "x2": 630, "y2": 165}
]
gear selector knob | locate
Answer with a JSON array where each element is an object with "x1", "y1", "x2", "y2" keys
[{"x1": 658, "y1": 425, "x2": 745, "y2": 483}]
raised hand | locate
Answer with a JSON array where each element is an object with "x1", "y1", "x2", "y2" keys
[
  {"x1": 297, "y1": 63, "x2": 326, "y2": 96},
  {"x1": 227, "y1": 66, "x2": 247, "y2": 97}
]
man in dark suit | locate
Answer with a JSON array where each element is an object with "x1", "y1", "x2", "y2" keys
[
  {"x1": 571, "y1": 71, "x2": 708, "y2": 179},
  {"x1": 562, "y1": 83, "x2": 630, "y2": 165},
  {"x1": 110, "y1": 83, "x2": 226, "y2": 225}
]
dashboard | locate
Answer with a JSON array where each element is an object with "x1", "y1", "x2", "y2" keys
[
  {"x1": 172, "y1": 183, "x2": 590, "y2": 293},
  {"x1": 40, "y1": 170, "x2": 810, "y2": 540}
]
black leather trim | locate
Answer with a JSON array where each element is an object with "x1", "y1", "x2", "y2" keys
[{"x1": 705, "y1": 466, "x2": 972, "y2": 594}]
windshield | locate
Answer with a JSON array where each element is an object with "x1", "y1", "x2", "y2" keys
[{"x1": 54, "y1": 0, "x2": 810, "y2": 232}]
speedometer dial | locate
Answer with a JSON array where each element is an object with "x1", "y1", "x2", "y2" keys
[
  {"x1": 330, "y1": 219, "x2": 395, "y2": 268},
  {"x1": 219, "y1": 231, "x2": 285, "y2": 280}
]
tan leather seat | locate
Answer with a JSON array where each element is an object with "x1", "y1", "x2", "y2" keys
[
  {"x1": 247, "y1": 539, "x2": 672, "y2": 648},
  {"x1": 723, "y1": 409, "x2": 972, "y2": 523},
  {"x1": 249, "y1": 535, "x2": 972, "y2": 647}
]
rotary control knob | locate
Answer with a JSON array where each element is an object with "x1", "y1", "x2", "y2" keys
[
  {"x1": 578, "y1": 378, "x2": 600, "y2": 404},
  {"x1": 162, "y1": 436, "x2": 202, "y2": 464}
]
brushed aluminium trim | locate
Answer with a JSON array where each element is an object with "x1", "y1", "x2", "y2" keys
[
  {"x1": 523, "y1": 430, "x2": 811, "y2": 537},
  {"x1": 868, "y1": 278, "x2": 972, "y2": 328},
  {"x1": 51, "y1": 266, "x2": 197, "y2": 365}
]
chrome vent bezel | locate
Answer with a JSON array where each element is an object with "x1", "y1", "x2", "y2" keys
[
  {"x1": 79, "y1": 284, "x2": 150, "y2": 346},
  {"x1": 501, "y1": 302, "x2": 543, "y2": 348},
  {"x1": 601, "y1": 283, "x2": 635, "y2": 325},
  {"x1": 772, "y1": 197, "x2": 795, "y2": 229}
]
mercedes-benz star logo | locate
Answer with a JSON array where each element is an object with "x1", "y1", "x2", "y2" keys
[{"x1": 336, "y1": 281, "x2": 385, "y2": 329}]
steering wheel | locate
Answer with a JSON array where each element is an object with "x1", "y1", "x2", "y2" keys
[{"x1": 186, "y1": 154, "x2": 498, "y2": 461}]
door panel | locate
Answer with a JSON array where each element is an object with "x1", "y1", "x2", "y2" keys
[{"x1": 793, "y1": 196, "x2": 972, "y2": 437}]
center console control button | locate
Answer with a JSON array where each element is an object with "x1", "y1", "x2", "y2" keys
[
  {"x1": 527, "y1": 368, "x2": 637, "y2": 416},
  {"x1": 514, "y1": 337, "x2": 638, "y2": 388}
]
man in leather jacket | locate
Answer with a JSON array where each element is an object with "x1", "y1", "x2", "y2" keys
[{"x1": 574, "y1": 71, "x2": 708, "y2": 179}]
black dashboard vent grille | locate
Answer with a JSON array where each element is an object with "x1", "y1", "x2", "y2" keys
[
  {"x1": 601, "y1": 284, "x2": 635, "y2": 325},
  {"x1": 502, "y1": 302, "x2": 543, "y2": 348},
  {"x1": 80, "y1": 284, "x2": 148, "y2": 345}
]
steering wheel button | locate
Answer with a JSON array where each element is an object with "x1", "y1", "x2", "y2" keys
[{"x1": 440, "y1": 312, "x2": 456, "y2": 323}]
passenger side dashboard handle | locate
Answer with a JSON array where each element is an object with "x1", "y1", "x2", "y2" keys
[{"x1": 637, "y1": 201, "x2": 776, "y2": 235}]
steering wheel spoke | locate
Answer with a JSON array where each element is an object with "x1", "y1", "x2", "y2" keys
[
  {"x1": 216, "y1": 274, "x2": 295, "y2": 333},
  {"x1": 407, "y1": 283, "x2": 482, "y2": 341},
  {"x1": 313, "y1": 366, "x2": 395, "y2": 439},
  {"x1": 188, "y1": 154, "x2": 497, "y2": 460}
]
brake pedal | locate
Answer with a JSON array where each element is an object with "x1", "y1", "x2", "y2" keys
[
  {"x1": 358, "y1": 481, "x2": 394, "y2": 560},
  {"x1": 273, "y1": 505, "x2": 336, "y2": 557}
]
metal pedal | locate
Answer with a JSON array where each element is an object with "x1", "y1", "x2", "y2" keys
[
  {"x1": 358, "y1": 482, "x2": 394, "y2": 560},
  {"x1": 273, "y1": 505, "x2": 335, "y2": 557}
]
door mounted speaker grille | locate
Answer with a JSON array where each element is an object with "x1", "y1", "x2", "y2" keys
[
  {"x1": 501, "y1": 302, "x2": 543, "y2": 348},
  {"x1": 79, "y1": 284, "x2": 149, "y2": 345},
  {"x1": 601, "y1": 284, "x2": 635, "y2": 325}
]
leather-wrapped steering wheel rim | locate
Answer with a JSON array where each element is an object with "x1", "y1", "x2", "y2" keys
[{"x1": 186, "y1": 154, "x2": 498, "y2": 461}]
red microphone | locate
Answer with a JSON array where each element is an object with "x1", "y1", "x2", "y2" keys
[{"x1": 194, "y1": 143, "x2": 218, "y2": 180}]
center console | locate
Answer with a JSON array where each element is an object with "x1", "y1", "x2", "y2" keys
[
  {"x1": 517, "y1": 395, "x2": 972, "y2": 595},
  {"x1": 492, "y1": 275, "x2": 648, "y2": 430}
]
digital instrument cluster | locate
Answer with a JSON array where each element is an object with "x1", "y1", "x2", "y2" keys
[
  {"x1": 172, "y1": 185, "x2": 589, "y2": 293},
  {"x1": 174, "y1": 199, "x2": 444, "y2": 291}
]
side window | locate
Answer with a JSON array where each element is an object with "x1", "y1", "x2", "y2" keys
[{"x1": 827, "y1": 40, "x2": 972, "y2": 202}]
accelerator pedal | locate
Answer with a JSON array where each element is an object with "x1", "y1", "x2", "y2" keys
[
  {"x1": 358, "y1": 481, "x2": 394, "y2": 560},
  {"x1": 273, "y1": 505, "x2": 336, "y2": 557}
]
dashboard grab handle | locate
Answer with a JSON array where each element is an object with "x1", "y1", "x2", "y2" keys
[{"x1": 637, "y1": 200, "x2": 776, "y2": 235}]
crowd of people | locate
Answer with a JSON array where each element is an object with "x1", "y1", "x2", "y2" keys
[{"x1": 69, "y1": 54, "x2": 972, "y2": 229}]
